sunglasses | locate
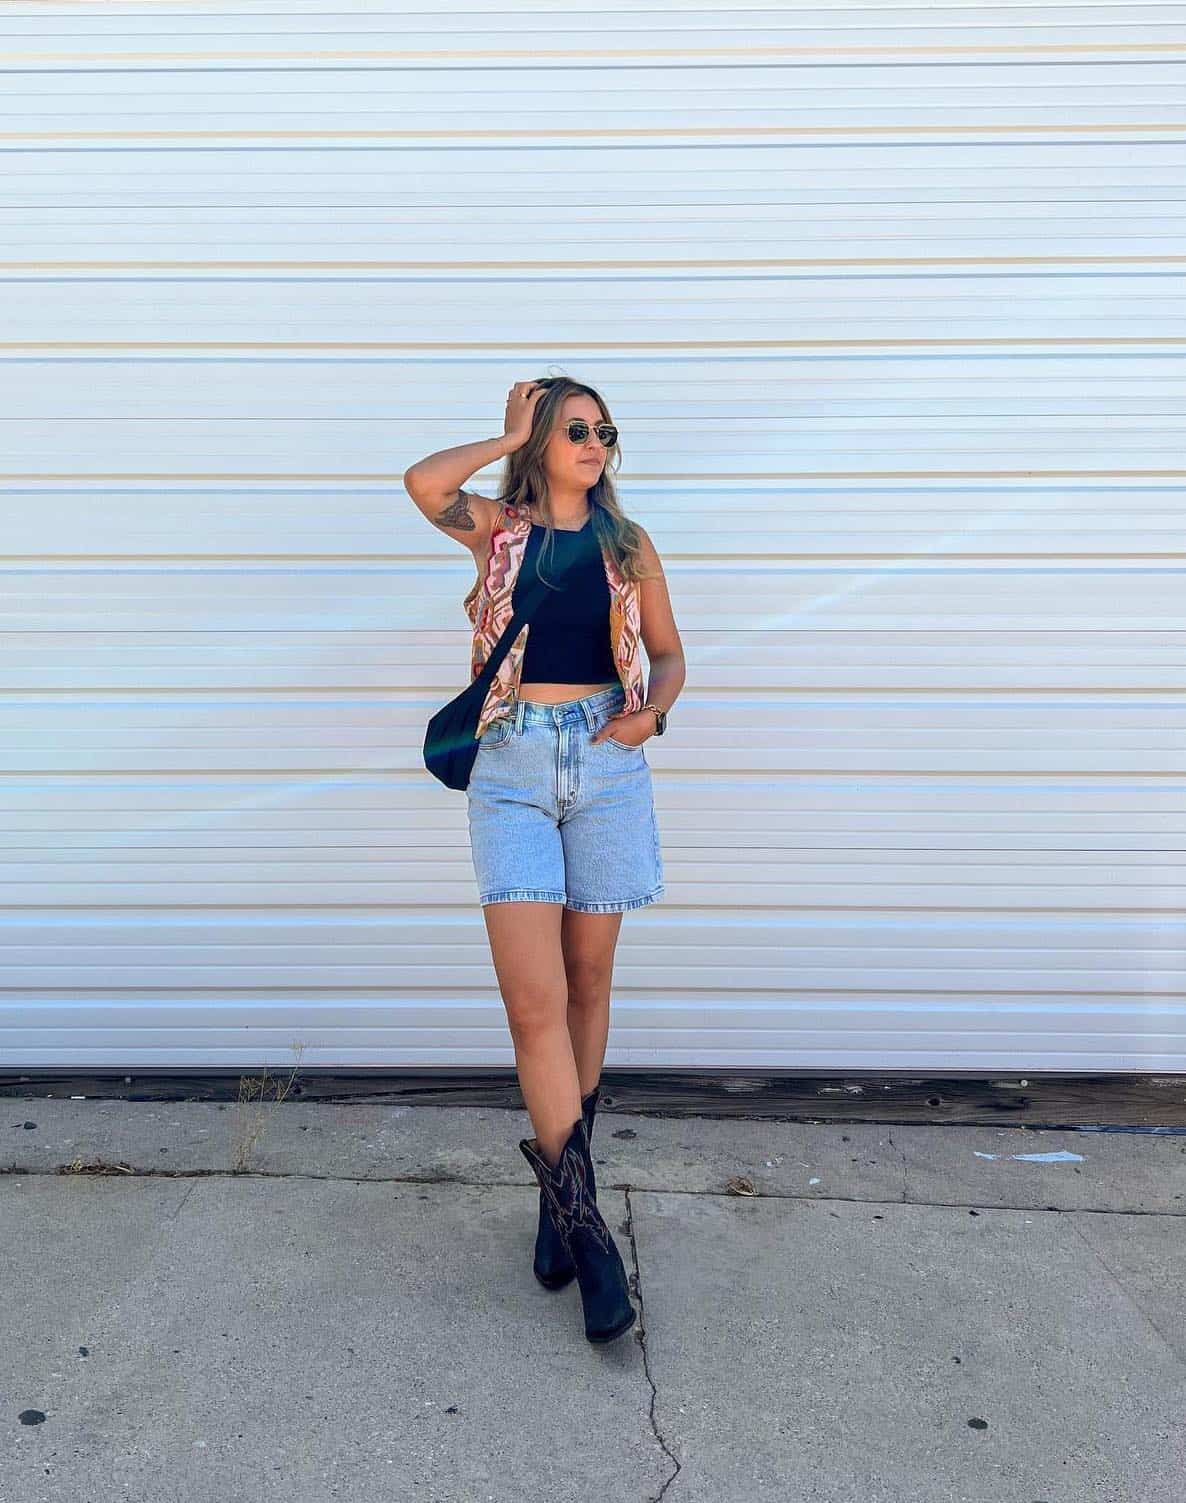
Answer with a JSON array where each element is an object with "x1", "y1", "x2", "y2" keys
[{"x1": 564, "y1": 419, "x2": 618, "y2": 448}]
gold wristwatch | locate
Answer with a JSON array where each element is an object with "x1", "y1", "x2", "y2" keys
[{"x1": 642, "y1": 701, "x2": 667, "y2": 736}]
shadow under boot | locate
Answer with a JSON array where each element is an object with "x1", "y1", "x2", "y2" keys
[
  {"x1": 532, "y1": 1085, "x2": 599, "y2": 1290},
  {"x1": 519, "y1": 1110, "x2": 636, "y2": 1345}
]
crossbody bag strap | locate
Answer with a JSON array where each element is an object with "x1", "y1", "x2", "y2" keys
[{"x1": 470, "y1": 542, "x2": 565, "y2": 689}]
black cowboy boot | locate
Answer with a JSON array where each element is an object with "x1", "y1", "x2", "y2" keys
[
  {"x1": 519, "y1": 1111, "x2": 636, "y2": 1345},
  {"x1": 532, "y1": 1086, "x2": 600, "y2": 1289}
]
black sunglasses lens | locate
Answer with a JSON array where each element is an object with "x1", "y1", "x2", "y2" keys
[{"x1": 567, "y1": 420, "x2": 617, "y2": 447}]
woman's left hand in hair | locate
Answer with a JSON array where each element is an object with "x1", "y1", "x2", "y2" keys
[{"x1": 590, "y1": 711, "x2": 652, "y2": 748}]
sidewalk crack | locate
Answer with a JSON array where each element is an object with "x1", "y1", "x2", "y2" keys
[
  {"x1": 1064, "y1": 1213, "x2": 1185, "y2": 1370},
  {"x1": 886, "y1": 1128, "x2": 908, "y2": 1202},
  {"x1": 167, "y1": 1179, "x2": 199, "y2": 1223},
  {"x1": 622, "y1": 1187, "x2": 682, "y2": 1502}
]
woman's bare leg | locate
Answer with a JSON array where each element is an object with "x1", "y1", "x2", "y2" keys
[
  {"x1": 482, "y1": 900, "x2": 580, "y2": 1166},
  {"x1": 560, "y1": 909, "x2": 624, "y2": 1095}
]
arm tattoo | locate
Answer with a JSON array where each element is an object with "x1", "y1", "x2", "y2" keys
[{"x1": 435, "y1": 489, "x2": 477, "y2": 533}]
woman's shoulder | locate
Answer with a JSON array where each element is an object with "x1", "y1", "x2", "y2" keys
[{"x1": 625, "y1": 519, "x2": 664, "y2": 581}]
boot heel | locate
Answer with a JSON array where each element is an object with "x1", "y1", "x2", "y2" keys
[{"x1": 520, "y1": 1109, "x2": 636, "y2": 1345}]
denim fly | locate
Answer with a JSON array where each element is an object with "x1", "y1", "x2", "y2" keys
[{"x1": 465, "y1": 682, "x2": 665, "y2": 913}]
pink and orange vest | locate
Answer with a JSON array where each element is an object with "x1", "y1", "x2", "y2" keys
[{"x1": 462, "y1": 502, "x2": 645, "y2": 739}]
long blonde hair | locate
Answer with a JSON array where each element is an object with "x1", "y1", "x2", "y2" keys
[{"x1": 492, "y1": 375, "x2": 656, "y2": 590}]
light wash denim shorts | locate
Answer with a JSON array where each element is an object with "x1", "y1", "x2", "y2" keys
[{"x1": 466, "y1": 682, "x2": 665, "y2": 913}]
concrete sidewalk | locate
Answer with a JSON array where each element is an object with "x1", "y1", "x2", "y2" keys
[{"x1": 3, "y1": 1098, "x2": 1184, "y2": 1502}]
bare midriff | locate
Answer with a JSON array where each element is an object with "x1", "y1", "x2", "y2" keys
[{"x1": 517, "y1": 680, "x2": 619, "y2": 704}]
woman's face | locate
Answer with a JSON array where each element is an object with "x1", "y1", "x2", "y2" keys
[{"x1": 543, "y1": 395, "x2": 611, "y2": 490}]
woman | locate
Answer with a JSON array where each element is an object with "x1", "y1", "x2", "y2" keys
[{"x1": 403, "y1": 377, "x2": 686, "y2": 1344}]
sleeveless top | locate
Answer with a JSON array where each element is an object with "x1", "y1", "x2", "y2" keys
[
  {"x1": 512, "y1": 519, "x2": 618, "y2": 686},
  {"x1": 461, "y1": 499, "x2": 645, "y2": 740}
]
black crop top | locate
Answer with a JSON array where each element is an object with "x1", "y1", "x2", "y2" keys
[{"x1": 512, "y1": 520, "x2": 619, "y2": 685}]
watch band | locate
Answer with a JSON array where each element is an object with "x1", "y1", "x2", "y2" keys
[{"x1": 641, "y1": 701, "x2": 667, "y2": 735}]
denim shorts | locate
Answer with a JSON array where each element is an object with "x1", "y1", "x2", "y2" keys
[{"x1": 466, "y1": 683, "x2": 665, "y2": 913}]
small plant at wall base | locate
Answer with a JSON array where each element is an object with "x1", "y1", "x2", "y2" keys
[{"x1": 230, "y1": 1041, "x2": 307, "y2": 1174}]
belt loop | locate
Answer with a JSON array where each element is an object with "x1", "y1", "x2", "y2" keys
[
  {"x1": 581, "y1": 697, "x2": 597, "y2": 734},
  {"x1": 514, "y1": 696, "x2": 525, "y2": 735}
]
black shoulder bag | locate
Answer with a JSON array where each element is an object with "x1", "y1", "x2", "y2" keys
[{"x1": 423, "y1": 531, "x2": 566, "y2": 791}]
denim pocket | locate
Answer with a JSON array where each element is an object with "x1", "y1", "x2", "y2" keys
[
  {"x1": 597, "y1": 709, "x2": 641, "y2": 754},
  {"x1": 479, "y1": 717, "x2": 514, "y2": 749}
]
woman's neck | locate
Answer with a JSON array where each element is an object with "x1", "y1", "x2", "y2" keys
[{"x1": 528, "y1": 503, "x2": 591, "y2": 531}]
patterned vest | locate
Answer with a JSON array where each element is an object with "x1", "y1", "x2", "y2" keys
[{"x1": 462, "y1": 503, "x2": 645, "y2": 739}]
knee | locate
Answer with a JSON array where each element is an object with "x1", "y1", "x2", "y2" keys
[
  {"x1": 503, "y1": 985, "x2": 567, "y2": 1040},
  {"x1": 564, "y1": 959, "x2": 614, "y2": 1010}
]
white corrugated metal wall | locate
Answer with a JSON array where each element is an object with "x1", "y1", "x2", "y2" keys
[{"x1": 1, "y1": 2, "x2": 1183, "y2": 1072}]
